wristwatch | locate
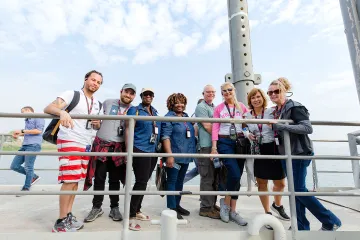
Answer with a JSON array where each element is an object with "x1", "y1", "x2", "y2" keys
[{"x1": 21, "y1": 129, "x2": 25, "y2": 133}]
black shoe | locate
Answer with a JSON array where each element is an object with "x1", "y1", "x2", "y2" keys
[
  {"x1": 271, "y1": 202, "x2": 290, "y2": 221},
  {"x1": 176, "y1": 206, "x2": 190, "y2": 216},
  {"x1": 170, "y1": 208, "x2": 184, "y2": 219},
  {"x1": 265, "y1": 212, "x2": 273, "y2": 230}
]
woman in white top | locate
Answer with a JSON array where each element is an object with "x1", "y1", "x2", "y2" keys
[{"x1": 244, "y1": 88, "x2": 290, "y2": 225}]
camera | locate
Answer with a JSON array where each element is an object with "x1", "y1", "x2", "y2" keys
[
  {"x1": 213, "y1": 158, "x2": 222, "y2": 169},
  {"x1": 117, "y1": 126, "x2": 124, "y2": 136}
]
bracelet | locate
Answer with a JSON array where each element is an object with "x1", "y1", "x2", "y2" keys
[{"x1": 212, "y1": 147, "x2": 217, "y2": 150}]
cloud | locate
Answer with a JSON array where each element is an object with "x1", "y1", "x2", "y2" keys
[
  {"x1": 312, "y1": 71, "x2": 355, "y2": 94},
  {"x1": 273, "y1": 0, "x2": 301, "y2": 24}
]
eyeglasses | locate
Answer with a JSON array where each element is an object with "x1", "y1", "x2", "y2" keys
[
  {"x1": 222, "y1": 88, "x2": 233, "y2": 93},
  {"x1": 205, "y1": 91, "x2": 216, "y2": 94},
  {"x1": 267, "y1": 89, "x2": 280, "y2": 96}
]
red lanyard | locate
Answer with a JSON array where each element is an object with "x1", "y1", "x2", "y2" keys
[
  {"x1": 252, "y1": 109, "x2": 264, "y2": 134},
  {"x1": 274, "y1": 101, "x2": 287, "y2": 119},
  {"x1": 83, "y1": 90, "x2": 94, "y2": 114},
  {"x1": 118, "y1": 101, "x2": 130, "y2": 115}
]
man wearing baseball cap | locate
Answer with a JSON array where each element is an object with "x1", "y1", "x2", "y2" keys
[
  {"x1": 84, "y1": 83, "x2": 136, "y2": 223},
  {"x1": 126, "y1": 87, "x2": 160, "y2": 231}
]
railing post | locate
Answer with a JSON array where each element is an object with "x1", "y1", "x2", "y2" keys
[
  {"x1": 311, "y1": 160, "x2": 319, "y2": 190},
  {"x1": 122, "y1": 118, "x2": 135, "y2": 240},
  {"x1": 283, "y1": 128, "x2": 298, "y2": 239},
  {"x1": 0, "y1": 134, "x2": 5, "y2": 161},
  {"x1": 348, "y1": 133, "x2": 360, "y2": 188}
]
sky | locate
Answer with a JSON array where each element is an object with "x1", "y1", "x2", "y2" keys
[{"x1": 0, "y1": 0, "x2": 359, "y2": 140}]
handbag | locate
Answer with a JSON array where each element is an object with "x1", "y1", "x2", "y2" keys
[
  {"x1": 235, "y1": 137, "x2": 250, "y2": 154},
  {"x1": 155, "y1": 158, "x2": 167, "y2": 197}
]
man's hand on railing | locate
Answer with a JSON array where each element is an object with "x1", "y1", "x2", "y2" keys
[{"x1": 60, "y1": 110, "x2": 74, "y2": 129}]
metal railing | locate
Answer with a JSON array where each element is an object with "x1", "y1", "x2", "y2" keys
[{"x1": 1, "y1": 112, "x2": 360, "y2": 240}]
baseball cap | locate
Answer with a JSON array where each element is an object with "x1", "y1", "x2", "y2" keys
[
  {"x1": 141, "y1": 88, "x2": 154, "y2": 94},
  {"x1": 122, "y1": 83, "x2": 136, "y2": 92}
]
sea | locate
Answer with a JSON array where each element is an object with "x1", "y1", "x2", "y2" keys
[{"x1": 0, "y1": 142, "x2": 356, "y2": 189}]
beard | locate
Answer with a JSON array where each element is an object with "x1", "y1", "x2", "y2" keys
[{"x1": 121, "y1": 96, "x2": 132, "y2": 104}]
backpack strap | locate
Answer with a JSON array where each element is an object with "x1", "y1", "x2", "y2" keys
[{"x1": 66, "y1": 91, "x2": 80, "y2": 113}]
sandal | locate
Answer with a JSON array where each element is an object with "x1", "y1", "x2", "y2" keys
[
  {"x1": 136, "y1": 211, "x2": 151, "y2": 221},
  {"x1": 129, "y1": 219, "x2": 141, "y2": 231}
]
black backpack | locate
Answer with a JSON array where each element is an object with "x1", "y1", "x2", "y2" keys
[{"x1": 42, "y1": 91, "x2": 80, "y2": 144}]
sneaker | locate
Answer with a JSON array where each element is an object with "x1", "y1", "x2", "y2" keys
[
  {"x1": 265, "y1": 212, "x2": 273, "y2": 230},
  {"x1": 84, "y1": 207, "x2": 104, "y2": 222},
  {"x1": 271, "y1": 202, "x2": 290, "y2": 221},
  {"x1": 199, "y1": 208, "x2": 221, "y2": 219},
  {"x1": 31, "y1": 176, "x2": 41, "y2": 186},
  {"x1": 219, "y1": 198, "x2": 230, "y2": 223},
  {"x1": 16, "y1": 188, "x2": 29, "y2": 197},
  {"x1": 109, "y1": 207, "x2": 123, "y2": 221},
  {"x1": 320, "y1": 223, "x2": 341, "y2": 231},
  {"x1": 67, "y1": 212, "x2": 84, "y2": 230},
  {"x1": 176, "y1": 205, "x2": 190, "y2": 216},
  {"x1": 229, "y1": 211, "x2": 248, "y2": 226},
  {"x1": 52, "y1": 218, "x2": 77, "y2": 232}
]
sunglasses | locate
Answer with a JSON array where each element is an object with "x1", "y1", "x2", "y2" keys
[
  {"x1": 222, "y1": 88, "x2": 233, "y2": 93},
  {"x1": 142, "y1": 92, "x2": 154, "y2": 97},
  {"x1": 267, "y1": 89, "x2": 280, "y2": 96}
]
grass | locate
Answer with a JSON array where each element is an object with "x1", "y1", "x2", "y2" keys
[{"x1": 2, "y1": 143, "x2": 57, "y2": 152}]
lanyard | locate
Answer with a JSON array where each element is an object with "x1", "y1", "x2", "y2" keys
[
  {"x1": 274, "y1": 100, "x2": 287, "y2": 119},
  {"x1": 252, "y1": 108, "x2": 264, "y2": 134},
  {"x1": 82, "y1": 90, "x2": 94, "y2": 115},
  {"x1": 225, "y1": 102, "x2": 236, "y2": 119},
  {"x1": 118, "y1": 101, "x2": 130, "y2": 115}
]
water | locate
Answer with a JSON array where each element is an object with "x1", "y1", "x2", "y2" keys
[{"x1": 0, "y1": 142, "x2": 355, "y2": 188}]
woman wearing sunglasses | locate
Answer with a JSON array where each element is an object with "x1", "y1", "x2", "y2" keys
[
  {"x1": 243, "y1": 88, "x2": 290, "y2": 229},
  {"x1": 268, "y1": 77, "x2": 342, "y2": 231},
  {"x1": 211, "y1": 82, "x2": 248, "y2": 226}
]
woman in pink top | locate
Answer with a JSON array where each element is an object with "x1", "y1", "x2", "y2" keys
[{"x1": 211, "y1": 82, "x2": 249, "y2": 226}]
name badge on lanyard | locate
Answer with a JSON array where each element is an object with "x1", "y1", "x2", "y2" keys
[{"x1": 275, "y1": 137, "x2": 280, "y2": 146}]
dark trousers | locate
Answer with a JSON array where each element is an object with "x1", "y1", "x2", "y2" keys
[
  {"x1": 217, "y1": 138, "x2": 246, "y2": 200},
  {"x1": 130, "y1": 147, "x2": 157, "y2": 218},
  {"x1": 198, "y1": 147, "x2": 219, "y2": 210},
  {"x1": 166, "y1": 163, "x2": 189, "y2": 209},
  {"x1": 282, "y1": 159, "x2": 341, "y2": 230},
  {"x1": 92, "y1": 158, "x2": 125, "y2": 209}
]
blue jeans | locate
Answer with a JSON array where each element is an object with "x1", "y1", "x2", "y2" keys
[
  {"x1": 217, "y1": 138, "x2": 245, "y2": 200},
  {"x1": 10, "y1": 144, "x2": 41, "y2": 190},
  {"x1": 183, "y1": 159, "x2": 198, "y2": 183},
  {"x1": 282, "y1": 159, "x2": 341, "y2": 230},
  {"x1": 166, "y1": 163, "x2": 189, "y2": 209}
]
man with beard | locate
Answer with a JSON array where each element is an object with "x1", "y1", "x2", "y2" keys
[
  {"x1": 44, "y1": 70, "x2": 103, "y2": 232},
  {"x1": 83, "y1": 83, "x2": 136, "y2": 223},
  {"x1": 126, "y1": 88, "x2": 160, "y2": 231}
]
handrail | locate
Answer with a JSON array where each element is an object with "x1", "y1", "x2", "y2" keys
[{"x1": 0, "y1": 112, "x2": 359, "y2": 240}]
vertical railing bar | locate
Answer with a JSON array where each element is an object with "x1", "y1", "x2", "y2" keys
[
  {"x1": 311, "y1": 159, "x2": 319, "y2": 190},
  {"x1": 0, "y1": 134, "x2": 5, "y2": 162},
  {"x1": 283, "y1": 128, "x2": 298, "y2": 239},
  {"x1": 348, "y1": 133, "x2": 360, "y2": 188},
  {"x1": 122, "y1": 118, "x2": 135, "y2": 240}
]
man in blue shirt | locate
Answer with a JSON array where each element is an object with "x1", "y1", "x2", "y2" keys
[
  {"x1": 10, "y1": 106, "x2": 45, "y2": 194},
  {"x1": 126, "y1": 88, "x2": 159, "y2": 231}
]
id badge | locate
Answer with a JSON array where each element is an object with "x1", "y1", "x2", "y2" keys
[
  {"x1": 86, "y1": 120, "x2": 92, "y2": 130},
  {"x1": 154, "y1": 126, "x2": 159, "y2": 135},
  {"x1": 229, "y1": 124, "x2": 237, "y2": 140},
  {"x1": 186, "y1": 129, "x2": 191, "y2": 138},
  {"x1": 117, "y1": 126, "x2": 124, "y2": 136},
  {"x1": 150, "y1": 133, "x2": 157, "y2": 143},
  {"x1": 85, "y1": 145, "x2": 91, "y2": 152},
  {"x1": 258, "y1": 135, "x2": 263, "y2": 145},
  {"x1": 275, "y1": 137, "x2": 280, "y2": 146}
]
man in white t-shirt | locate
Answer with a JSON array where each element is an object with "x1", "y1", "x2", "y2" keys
[{"x1": 44, "y1": 70, "x2": 103, "y2": 232}]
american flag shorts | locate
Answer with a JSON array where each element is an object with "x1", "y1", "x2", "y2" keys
[{"x1": 57, "y1": 139, "x2": 91, "y2": 183}]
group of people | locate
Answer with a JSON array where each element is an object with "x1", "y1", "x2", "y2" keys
[{"x1": 9, "y1": 70, "x2": 342, "y2": 233}]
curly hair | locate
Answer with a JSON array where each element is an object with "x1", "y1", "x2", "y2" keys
[{"x1": 166, "y1": 93, "x2": 187, "y2": 111}]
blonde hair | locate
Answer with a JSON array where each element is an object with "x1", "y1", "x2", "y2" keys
[
  {"x1": 247, "y1": 88, "x2": 268, "y2": 109},
  {"x1": 221, "y1": 82, "x2": 243, "y2": 114},
  {"x1": 270, "y1": 77, "x2": 292, "y2": 94}
]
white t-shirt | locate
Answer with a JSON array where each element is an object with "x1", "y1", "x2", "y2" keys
[{"x1": 57, "y1": 90, "x2": 102, "y2": 145}]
